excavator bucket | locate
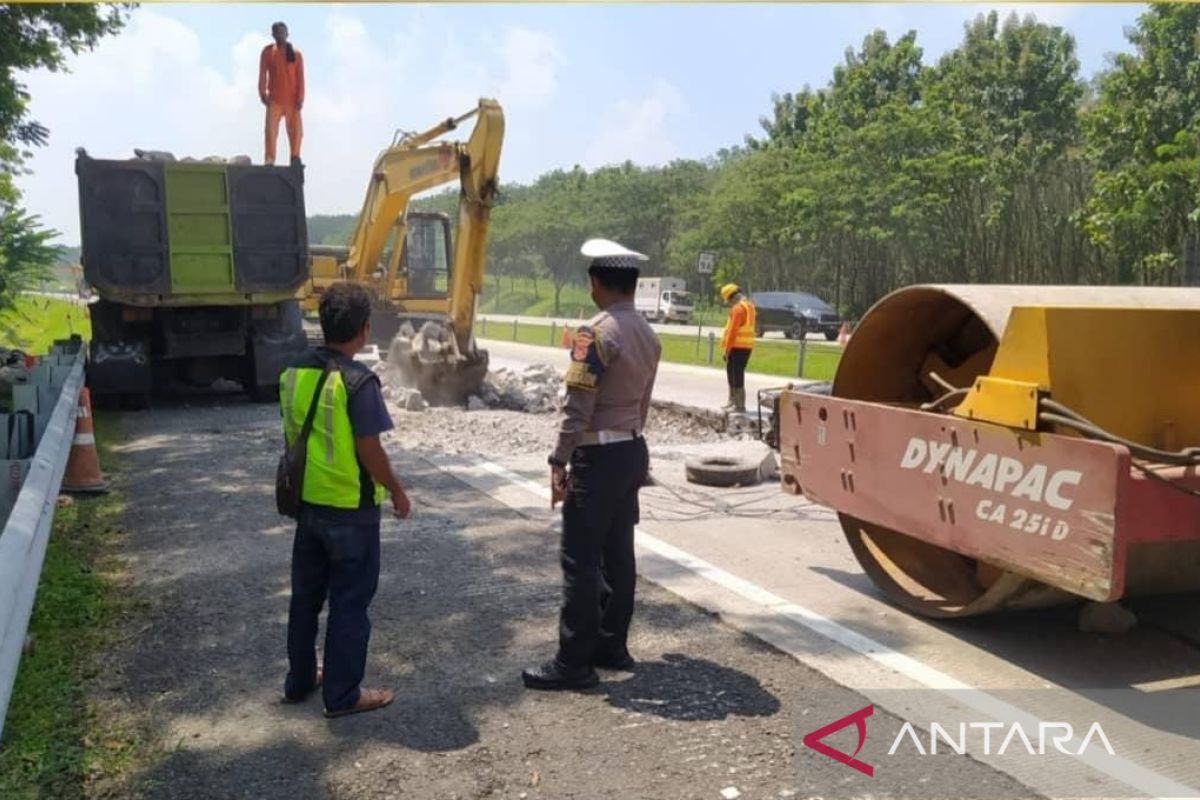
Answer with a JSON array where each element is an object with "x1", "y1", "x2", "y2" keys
[{"x1": 385, "y1": 320, "x2": 488, "y2": 406}]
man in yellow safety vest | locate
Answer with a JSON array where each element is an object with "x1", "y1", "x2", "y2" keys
[
  {"x1": 719, "y1": 283, "x2": 756, "y2": 412},
  {"x1": 278, "y1": 282, "x2": 411, "y2": 719}
]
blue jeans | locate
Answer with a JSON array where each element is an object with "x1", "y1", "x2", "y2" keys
[{"x1": 285, "y1": 507, "x2": 381, "y2": 711}]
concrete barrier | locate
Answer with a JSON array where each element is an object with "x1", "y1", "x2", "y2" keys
[{"x1": 0, "y1": 342, "x2": 86, "y2": 738}]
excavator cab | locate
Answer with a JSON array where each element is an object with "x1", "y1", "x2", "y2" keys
[{"x1": 367, "y1": 212, "x2": 453, "y2": 345}]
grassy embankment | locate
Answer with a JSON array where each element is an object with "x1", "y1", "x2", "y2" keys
[
  {"x1": 0, "y1": 296, "x2": 91, "y2": 350},
  {"x1": 477, "y1": 278, "x2": 839, "y2": 380},
  {"x1": 0, "y1": 295, "x2": 145, "y2": 799},
  {"x1": 479, "y1": 277, "x2": 731, "y2": 326},
  {"x1": 477, "y1": 317, "x2": 840, "y2": 381}
]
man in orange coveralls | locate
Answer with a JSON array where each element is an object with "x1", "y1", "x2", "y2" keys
[{"x1": 259, "y1": 22, "x2": 305, "y2": 167}]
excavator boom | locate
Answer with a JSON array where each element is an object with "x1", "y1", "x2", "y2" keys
[{"x1": 303, "y1": 99, "x2": 504, "y2": 403}]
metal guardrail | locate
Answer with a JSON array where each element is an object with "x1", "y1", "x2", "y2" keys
[{"x1": 0, "y1": 346, "x2": 85, "y2": 739}]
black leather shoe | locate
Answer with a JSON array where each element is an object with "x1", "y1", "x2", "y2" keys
[
  {"x1": 593, "y1": 650, "x2": 636, "y2": 671},
  {"x1": 521, "y1": 659, "x2": 599, "y2": 691}
]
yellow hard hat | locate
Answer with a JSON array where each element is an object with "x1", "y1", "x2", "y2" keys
[{"x1": 720, "y1": 283, "x2": 740, "y2": 302}]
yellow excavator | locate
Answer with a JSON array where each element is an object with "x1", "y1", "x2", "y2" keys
[{"x1": 302, "y1": 98, "x2": 504, "y2": 404}]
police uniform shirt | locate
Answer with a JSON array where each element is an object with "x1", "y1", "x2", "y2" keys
[{"x1": 550, "y1": 300, "x2": 661, "y2": 466}]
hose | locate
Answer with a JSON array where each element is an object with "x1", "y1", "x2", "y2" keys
[
  {"x1": 1130, "y1": 460, "x2": 1200, "y2": 500},
  {"x1": 1038, "y1": 398, "x2": 1200, "y2": 467},
  {"x1": 1036, "y1": 397, "x2": 1200, "y2": 502},
  {"x1": 920, "y1": 371, "x2": 969, "y2": 412}
]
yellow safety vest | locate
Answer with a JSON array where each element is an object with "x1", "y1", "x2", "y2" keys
[
  {"x1": 280, "y1": 364, "x2": 385, "y2": 510},
  {"x1": 722, "y1": 298, "x2": 757, "y2": 352}
]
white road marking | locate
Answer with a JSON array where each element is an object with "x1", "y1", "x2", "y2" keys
[{"x1": 451, "y1": 454, "x2": 1200, "y2": 800}]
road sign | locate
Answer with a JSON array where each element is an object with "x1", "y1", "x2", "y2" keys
[{"x1": 698, "y1": 251, "x2": 716, "y2": 274}]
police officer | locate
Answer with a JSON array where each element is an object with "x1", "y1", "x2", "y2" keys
[{"x1": 522, "y1": 239, "x2": 662, "y2": 691}]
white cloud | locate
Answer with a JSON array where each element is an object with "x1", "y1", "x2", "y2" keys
[
  {"x1": 496, "y1": 28, "x2": 565, "y2": 108},
  {"x1": 17, "y1": 10, "x2": 260, "y2": 240},
  {"x1": 429, "y1": 25, "x2": 564, "y2": 116},
  {"x1": 584, "y1": 79, "x2": 686, "y2": 169},
  {"x1": 15, "y1": 9, "x2": 564, "y2": 243}
]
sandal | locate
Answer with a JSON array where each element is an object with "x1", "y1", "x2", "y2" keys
[
  {"x1": 281, "y1": 667, "x2": 323, "y2": 704},
  {"x1": 324, "y1": 687, "x2": 394, "y2": 719}
]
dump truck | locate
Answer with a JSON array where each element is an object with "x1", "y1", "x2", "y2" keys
[
  {"x1": 772, "y1": 285, "x2": 1200, "y2": 618},
  {"x1": 75, "y1": 151, "x2": 309, "y2": 405}
]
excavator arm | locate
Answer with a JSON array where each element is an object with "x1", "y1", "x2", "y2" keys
[
  {"x1": 343, "y1": 99, "x2": 503, "y2": 356},
  {"x1": 304, "y1": 99, "x2": 504, "y2": 403}
]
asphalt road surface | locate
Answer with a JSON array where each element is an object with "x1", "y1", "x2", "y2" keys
[{"x1": 87, "y1": 393, "x2": 1057, "y2": 800}]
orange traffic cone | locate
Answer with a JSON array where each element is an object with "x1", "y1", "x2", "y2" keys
[
  {"x1": 837, "y1": 323, "x2": 850, "y2": 346},
  {"x1": 61, "y1": 387, "x2": 108, "y2": 494},
  {"x1": 561, "y1": 326, "x2": 573, "y2": 349}
]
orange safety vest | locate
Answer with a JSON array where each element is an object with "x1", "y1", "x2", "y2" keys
[{"x1": 721, "y1": 298, "x2": 756, "y2": 352}]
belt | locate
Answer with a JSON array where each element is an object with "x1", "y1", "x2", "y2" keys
[{"x1": 578, "y1": 429, "x2": 642, "y2": 446}]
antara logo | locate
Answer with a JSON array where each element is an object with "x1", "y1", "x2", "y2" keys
[
  {"x1": 802, "y1": 705, "x2": 1116, "y2": 777},
  {"x1": 802, "y1": 705, "x2": 875, "y2": 777}
]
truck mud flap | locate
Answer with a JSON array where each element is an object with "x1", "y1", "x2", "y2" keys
[
  {"x1": 249, "y1": 301, "x2": 307, "y2": 390},
  {"x1": 87, "y1": 339, "x2": 151, "y2": 397}
]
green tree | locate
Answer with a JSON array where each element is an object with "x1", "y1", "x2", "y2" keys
[
  {"x1": 0, "y1": 205, "x2": 57, "y2": 307},
  {"x1": 0, "y1": 4, "x2": 131, "y2": 309},
  {"x1": 1080, "y1": 3, "x2": 1200, "y2": 284}
]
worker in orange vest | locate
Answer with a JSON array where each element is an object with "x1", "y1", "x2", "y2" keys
[
  {"x1": 719, "y1": 283, "x2": 756, "y2": 412},
  {"x1": 259, "y1": 22, "x2": 305, "y2": 167}
]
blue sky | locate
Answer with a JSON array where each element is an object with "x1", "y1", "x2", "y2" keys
[{"x1": 18, "y1": 3, "x2": 1146, "y2": 245}]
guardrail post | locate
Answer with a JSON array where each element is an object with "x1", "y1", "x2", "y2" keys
[
  {"x1": 796, "y1": 339, "x2": 808, "y2": 377},
  {"x1": 512, "y1": 319, "x2": 518, "y2": 341},
  {"x1": 550, "y1": 321, "x2": 556, "y2": 346},
  {"x1": 481, "y1": 318, "x2": 487, "y2": 337},
  {"x1": 707, "y1": 332, "x2": 716, "y2": 365}
]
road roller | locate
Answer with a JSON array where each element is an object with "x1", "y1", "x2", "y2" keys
[{"x1": 776, "y1": 285, "x2": 1200, "y2": 618}]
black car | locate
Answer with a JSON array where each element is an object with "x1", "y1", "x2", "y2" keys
[{"x1": 749, "y1": 291, "x2": 842, "y2": 340}]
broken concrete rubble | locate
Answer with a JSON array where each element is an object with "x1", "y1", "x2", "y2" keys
[
  {"x1": 469, "y1": 364, "x2": 563, "y2": 414},
  {"x1": 375, "y1": 354, "x2": 563, "y2": 415}
]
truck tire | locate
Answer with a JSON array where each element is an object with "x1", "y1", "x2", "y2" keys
[
  {"x1": 248, "y1": 383, "x2": 279, "y2": 404},
  {"x1": 789, "y1": 321, "x2": 806, "y2": 340},
  {"x1": 684, "y1": 456, "x2": 761, "y2": 488},
  {"x1": 824, "y1": 329, "x2": 839, "y2": 341}
]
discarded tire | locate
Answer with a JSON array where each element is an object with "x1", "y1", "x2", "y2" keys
[{"x1": 684, "y1": 456, "x2": 761, "y2": 488}]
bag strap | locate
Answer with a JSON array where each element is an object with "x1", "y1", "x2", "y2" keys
[{"x1": 295, "y1": 361, "x2": 335, "y2": 446}]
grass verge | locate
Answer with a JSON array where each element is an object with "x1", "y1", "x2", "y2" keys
[
  {"x1": 0, "y1": 297, "x2": 91, "y2": 353},
  {"x1": 478, "y1": 278, "x2": 729, "y2": 324},
  {"x1": 477, "y1": 319, "x2": 841, "y2": 381},
  {"x1": 0, "y1": 412, "x2": 145, "y2": 799}
]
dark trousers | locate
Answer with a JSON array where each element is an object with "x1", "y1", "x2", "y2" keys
[
  {"x1": 285, "y1": 508, "x2": 381, "y2": 711},
  {"x1": 557, "y1": 437, "x2": 650, "y2": 669},
  {"x1": 726, "y1": 347, "x2": 752, "y2": 389}
]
